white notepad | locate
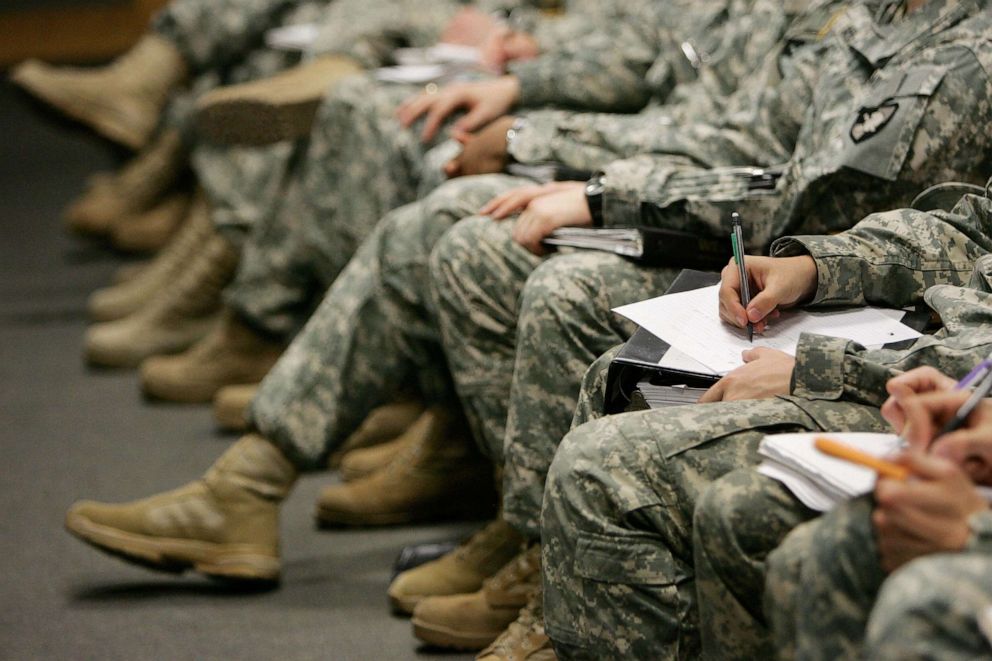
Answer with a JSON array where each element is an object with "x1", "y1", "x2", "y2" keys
[
  {"x1": 757, "y1": 432, "x2": 902, "y2": 512},
  {"x1": 613, "y1": 285, "x2": 921, "y2": 375}
]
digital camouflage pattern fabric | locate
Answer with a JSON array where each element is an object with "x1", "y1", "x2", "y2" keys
[
  {"x1": 765, "y1": 496, "x2": 992, "y2": 660},
  {"x1": 247, "y1": 175, "x2": 523, "y2": 468},
  {"x1": 541, "y1": 188, "x2": 992, "y2": 659},
  {"x1": 443, "y1": 0, "x2": 992, "y2": 551}
]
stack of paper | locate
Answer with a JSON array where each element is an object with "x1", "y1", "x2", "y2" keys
[
  {"x1": 265, "y1": 23, "x2": 320, "y2": 51},
  {"x1": 757, "y1": 433, "x2": 902, "y2": 511},
  {"x1": 613, "y1": 285, "x2": 922, "y2": 375},
  {"x1": 636, "y1": 382, "x2": 709, "y2": 408},
  {"x1": 544, "y1": 228, "x2": 645, "y2": 258},
  {"x1": 375, "y1": 45, "x2": 482, "y2": 84}
]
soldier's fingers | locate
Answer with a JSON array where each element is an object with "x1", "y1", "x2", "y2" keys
[
  {"x1": 396, "y1": 94, "x2": 432, "y2": 126},
  {"x1": 454, "y1": 104, "x2": 496, "y2": 134},
  {"x1": 698, "y1": 378, "x2": 726, "y2": 403},
  {"x1": 931, "y1": 431, "x2": 992, "y2": 484},
  {"x1": 422, "y1": 97, "x2": 463, "y2": 142},
  {"x1": 444, "y1": 157, "x2": 462, "y2": 178},
  {"x1": 718, "y1": 263, "x2": 747, "y2": 327}
]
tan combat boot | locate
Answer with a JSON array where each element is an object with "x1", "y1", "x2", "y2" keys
[
  {"x1": 476, "y1": 587, "x2": 556, "y2": 661},
  {"x1": 314, "y1": 407, "x2": 497, "y2": 527},
  {"x1": 88, "y1": 193, "x2": 212, "y2": 322},
  {"x1": 412, "y1": 544, "x2": 541, "y2": 650},
  {"x1": 85, "y1": 226, "x2": 238, "y2": 368},
  {"x1": 12, "y1": 35, "x2": 188, "y2": 149},
  {"x1": 195, "y1": 55, "x2": 362, "y2": 145},
  {"x1": 327, "y1": 399, "x2": 425, "y2": 469},
  {"x1": 338, "y1": 433, "x2": 413, "y2": 482},
  {"x1": 214, "y1": 383, "x2": 259, "y2": 432},
  {"x1": 140, "y1": 309, "x2": 283, "y2": 403},
  {"x1": 65, "y1": 434, "x2": 296, "y2": 583},
  {"x1": 64, "y1": 129, "x2": 186, "y2": 237},
  {"x1": 388, "y1": 518, "x2": 525, "y2": 614},
  {"x1": 110, "y1": 192, "x2": 191, "y2": 254}
]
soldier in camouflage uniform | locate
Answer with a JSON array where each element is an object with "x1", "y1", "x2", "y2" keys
[
  {"x1": 220, "y1": 0, "x2": 715, "y2": 340},
  {"x1": 541, "y1": 180, "x2": 992, "y2": 658},
  {"x1": 691, "y1": 191, "x2": 992, "y2": 660},
  {"x1": 86, "y1": 0, "x2": 537, "y2": 370},
  {"x1": 140, "y1": 0, "x2": 777, "y2": 398},
  {"x1": 59, "y1": 0, "x2": 819, "y2": 582},
  {"x1": 432, "y1": 0, "x2": 992, "y2": 557},
  {"x1": 763, "y1": 411, "x2": 992, "y2": 661}
]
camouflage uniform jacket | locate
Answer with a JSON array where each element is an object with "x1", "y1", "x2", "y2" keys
[
  {"x1": 776, "y1": 187, "x2": 992, "y2": 427},
  {"x1": 508, "y1": 0, "x2": 739, "y2": 112},
  {"x1": 599, "y1": 0, "x2": 992, "y2": 253},
  {"x1": 507, "y1": 0, "x2": 845, "y2": 167}
]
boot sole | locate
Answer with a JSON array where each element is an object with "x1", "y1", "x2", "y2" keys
[
  {"x1": 315, "y1": 498, "x2": 496, "y2": 529},
  {"x1": 411, "y1": 617, "x2": 502, "y2": 651},
  {"x1": 141, "y1": 375, "x2": 223, "y2": 404},
  {"x1": 388, "y1": 589, "x2": 425, "y2": 616},
  {"x1": 65, "y1": 511, "x2": 280, "y2": 583},
  {"x1": 196, "y1": 98, "x2": 320, "y2": 146}
]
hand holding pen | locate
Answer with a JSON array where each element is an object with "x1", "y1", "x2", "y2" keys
[
  {"x1": 882, "y1": 360, "x2": 992, "y2": 451},
  {"x1": 717, "y1": 251, "x2": 818, "y2": 335}
]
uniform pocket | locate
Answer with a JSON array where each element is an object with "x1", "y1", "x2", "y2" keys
[
  {"x1": 573, "y1": 528, "x2": 688, "y2": 586},
  {"x1": 839, "y1": 65, "x2": 947, "y2": 181}
]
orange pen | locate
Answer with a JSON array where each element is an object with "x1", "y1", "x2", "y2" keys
[{"x1": 814, "y1": 437, "x2": 910, "y2": 481}]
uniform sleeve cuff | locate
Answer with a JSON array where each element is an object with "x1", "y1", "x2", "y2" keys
[
  {"x1": 772, "y1": 235, "x2": 868, "y2": 306},
  {"x1": 791, "y1": 333, "x2": 854, "y2": 400}
]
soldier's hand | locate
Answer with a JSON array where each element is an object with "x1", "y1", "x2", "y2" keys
[
  {"x1": 445, "y1": 116, "x2": 516, "y2": 177},
  {"x1": 697, "y1": 347, "x2": 795, "y2": 403},
  {"x1": 512, "y1": 182, "x2": 590, "y2": 255},
  {"x1": 873, "y1": 451, "x2": 987, "y2": 573},
  {"x1": 881, "y1": 367, "x2": 960, "y2": 447},
  {"x1": 892, "y1": 387, "x2": 992, "y2": 482},
  {"x1": 479, "y1": 25, "x2": 540, "y2": 72},
  {"x1": 479, "y1": 181, "x2": 577, "y2": 219},
  {"x1": 396, "y1": 77, "x2": 521, "y2": 143},
  {"x1": 440, "y1": 7, "x2": 504, "y2": 47},
  {"x1": 718, "y1": 255, "x2": 818, "y2": 333}
]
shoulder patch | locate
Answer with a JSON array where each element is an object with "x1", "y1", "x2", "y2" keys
[{"x1": 850, "y1": 101, "x2": 898, "y2": 143}]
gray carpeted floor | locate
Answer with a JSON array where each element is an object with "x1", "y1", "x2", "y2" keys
[{"x1": 0, "y1": 78, "x2": 480, "y2": 661}]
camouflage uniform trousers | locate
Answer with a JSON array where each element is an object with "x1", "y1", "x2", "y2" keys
[
  {"x1": 540, "y1": 397, "x2": 886, "y2": 660},
  {"x1": 224, "y1": 73, "x2": 459, "y2": 337},
  {"x1": 766, "y1": 496, "x2": 992, "y2": 660},
  {"x1": 246, "y1": 174, "x2": 524, "y2": 469},
  {"x1": 431, "y1": 217, "x2": 679, "y2": 537},
  {"x1": 691, "y1": 414, "x2": 895, "y2": 661}
]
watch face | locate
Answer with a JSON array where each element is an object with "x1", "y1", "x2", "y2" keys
[{"x1": 586, "y1": 180, "x2": 606, "y2": 196}]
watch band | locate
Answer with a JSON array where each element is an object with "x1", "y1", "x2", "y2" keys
[{"x1": 585, "y1": 172, "x2": 606, "y2": 227}]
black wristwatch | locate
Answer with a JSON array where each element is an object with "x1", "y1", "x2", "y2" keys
[{"x1": 585, "y1": 172, "x2": 606, "y2": 227}]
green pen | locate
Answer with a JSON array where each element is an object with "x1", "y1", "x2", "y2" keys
[{"x1": 731, "y1": 212, "x2": 753, "y2": 342}]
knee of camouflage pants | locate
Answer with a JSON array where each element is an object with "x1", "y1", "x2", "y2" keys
[
  {"x1": 692, "y1": 468, "x2": 816, "y2": 660},
  {"x1": 429, "y1": 213, "x2": 542, "y2": 460},
  {"x1": 763, "y1": 518, "x2": 821, "y2": 661},
  {"x1": 790, "y1": 497, "x2": 884, "y2": 661},
  {"x1": 540, "y1": 413, "x2": 700, "y2": 659},
  {"x1": 502, "y1": 255, "x2": 674, "y2": 542},
  {"x1": 571, "y1": 346, "x2": 622, "y2": 429},
  {"x1": 865, "y1": 553, "x2": 992, "y2": 660}
]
